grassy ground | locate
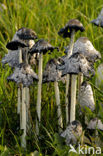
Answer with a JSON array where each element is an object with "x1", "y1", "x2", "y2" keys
[{"x1": 0, "y1": 0, "x2": 103, "y2": 155}]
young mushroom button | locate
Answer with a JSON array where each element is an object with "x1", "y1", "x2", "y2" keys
[
  {"x1": 78, "y1": 81, "x2": 95, "y2": 112},
  {"x1": 61, "y1": 120, "x2": 82, "y2": 145},
  {"x1": 87, "y1": 118, "x2": 103, "y2": 130},
  {"x1": 29, "y1": 39, "x2": 59, "y2": 54}
]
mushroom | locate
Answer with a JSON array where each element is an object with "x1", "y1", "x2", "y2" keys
[
  {"x1": 72, "y1": 36, "x2": 101, "y2": 91},
  {"x1": 57, "y1": 52, "x2": 95, "y2": 122},
  {"x1": 78, "y1": 81, "x2": 95, "y2": 112},
  {"x1": 87, "y1": 118, "x2": 103, "y2": 145},
  {"x1": 2, "y1": 50, "x2": 20, "y2": 68},
  {"x1": 29, "y1": 39, "x2": 59, "y2": 134},
  {"x1": 2, "y1": 41, "x2": 38, "y2": 68},
  {"x1": 91, "y1": 8, "x2": 103, "y2": 27},
  {"x1": 58, "y1": 19, "x2": 85, "y2": 124},
  {"x1": 6, "y1": 40, "x2": 27, "y2": 148},
  {"x1": 61, "y1": 120, "x2": 82, "y2": 145},
  {"x1": 7, "y1": 63, "x2": 38, "y2": 87},
  {"x1": 5, "y1": 27, "x2": 38, "y2": 148},
  {"x1": 43, "y1": 58, "x2": 65, "y2": 132},
  {"x1": 87, "y1": 118, "x2": 103, "y2": 130},
  {"x1": 72, "y1": 37, "x2": 101, "y2": 63}
]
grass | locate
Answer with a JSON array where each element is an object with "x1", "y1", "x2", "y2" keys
[{"x1": 0, "y1": 0, "x2": 103, "y2": 155}]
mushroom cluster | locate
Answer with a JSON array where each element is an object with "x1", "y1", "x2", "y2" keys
[
  {"x1": 2, "y1": 27, "x2": 38, "y2": 148},
  {"x1": 2, "y1": 8, "x2": 103, "y2": 149}
]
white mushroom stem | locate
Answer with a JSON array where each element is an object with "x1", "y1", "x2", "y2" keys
[
  {"x1": 21, "y1": 48, "x2": 29, "y2": 148},
  {"x1": 78, "y1": 73, "x2": 83, "y2": 92},
  {"x1": 65, "y1": 29, "x2": 75, "y2": 124},
  {"x1": 65, "y1": 74, "x2": 70, "y2": 125},
  {"x1": 25, "y1": 49, "x2": 30, "y2": 130},
  {"x1": 70, "y1": 74, "x2": 77, "y2": 122},
  {"x1": 26, "y1": 87, "x2": 30, "y2": 126},
  {"x1": 54, "y1": 81, "x2": 63, "y2": 133},
  {"x1": 36, "y1": 52, "x2": 43, "y2": 135},
  {"x1": 21, "y1": 87, "x2": 26, "y2": 148},
  {"x1": 17, "y1": 48, "x2": 22, "y2": 114}
]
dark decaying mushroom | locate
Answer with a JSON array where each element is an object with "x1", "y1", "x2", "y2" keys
[
  {"x1": 7, "y1": 63, "x2": 38, "y2": 87},
  {"x1": 29, "y1": 39, "x2": 59, "y2": 134},
  {"x1": 43, "y1": 58, "x2": 65, "y2": 83},
  {"x1": 78, "y1": 81, "x2": 95, "y2": 112},
  {"x1": 61, "y1": 120, "x2": 82, "y2": 145},
  {"x1": 57, "y1": 53, "x2": 95, "y2": 77},
  {"x1": 16, "y1": 27, "x2": 37, "y2": 40},
  {"x1": 58, "y1": 53, "x2": 95, "y2": 123},
  {"x1": 43, "y1": 58, "x2": 66, "y2": 132},
  {"x1": 91, "y1": 8, "x2": 103, "y2": 27},
  {"x1": 58, "y1": 19, "x2": 85, "y2": 124},
  {"x1": 29, "y1": 39, "x2": 59, "y2": 54},
  {"x1": 58, "y1": 19, "x2": 85, "y2": 38},
  {"x1": 72, "y1": 37, "x2": 101, "y2": 63},
  {"x1": 6, "y1": 40, "x2": 27, "y2": 50}
]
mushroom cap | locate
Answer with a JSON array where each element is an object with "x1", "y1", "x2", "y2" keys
[
  {"x1": 95, "y1": 63, "x2": 103, "y2": 87},
  {"x1": 16, "y1": 27, "x2": 37, "y2": 40},
  {"x1": 78, "y1": 81, "x2": 95, "y2": 112},
  {"x1": 29, "y1": 39, "x2": 59, "y2": 54},
  {"x1": 58, "y1": 19, "x2": 85, "y2": 38},
  {"x1": 91, "y1": 8, "x2": 103, "y2": 27},
  {"x1": 72, "y1": 37, "x2": 101, "y2": 62},
  {"x1": 7, "y1": 63, "x2": 38, "y2": 87},
  {"x1": 2, "y1": 50, "x2": 19, "y2": 67},
  {"x1": 61, "y1": 120, "x2": 82, "y2": 145},
  {"x1": 6, "y1": 40, "x2": 27, "y2": 50},
  {"x1": 57, "y1": 52, "x2": 95, "y2": 77},
  {"x1": 6, "y1": 28, "x2": 37, "y2": 50},
  {"x1": 87, "y1": 118, "x2": 103, "y2": 130},
  {"x1": 2, "y1": 44, "x2": 38, "y2": 68},
  {"x1": 43, "y1": 58, "x2": 65, "y2": 83}
]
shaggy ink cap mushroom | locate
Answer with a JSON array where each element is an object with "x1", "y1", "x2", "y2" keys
[
  {"x1": 61, "y1": 120, "x2": 82, "y2": 145},
  {"x1": 29, "y1": 39, "x2": 59, "y2": 55},
  {"x1": 78, "y1": 81, "x2": 95, "y2": 112},
  {"x1": 6, "y1": 27, "x2": 38, "y2": 50},
  {"x1": 57, "y1": 52, "x2": 95, "y2": 77},
  {"x1": 43, "y1": 58, "x2": 65, "y2": 83},
  {"x1": 87, "y1": 118, "x2": 103, "y2": 130},
  {"x1": 91, "y1": 8, "x2": 103, "y2": 27},
  {"x1": 7, "y1": 63, "x2": 38, "y2": 87},
  {"x1": 58, "y1": 19, "x2": 85, "y2": 38},
  {"x1": 72, "y1": 37, "x2": 101, "y2": 63}
]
